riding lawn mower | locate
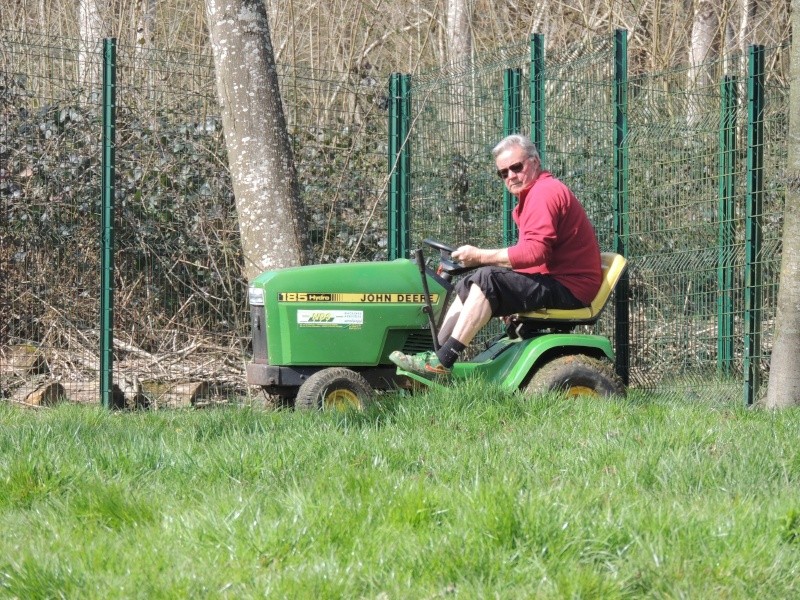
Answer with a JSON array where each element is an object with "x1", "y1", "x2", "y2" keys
[{"x1": 245, "y1": 239, "x2": 627, "y2": 409}]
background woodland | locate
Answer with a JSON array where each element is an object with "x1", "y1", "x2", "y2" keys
[{"x1": 0, "y1": 0, "x2": 791, "y2": 80}]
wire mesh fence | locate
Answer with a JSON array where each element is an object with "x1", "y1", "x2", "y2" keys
[
  {"x1": 408, "y1": 45, "x2": 532, "y2": 251},
  {"x1": 404, "y1": 35, "x2": 787, "y2": 401},
  {"x1": 1, "y1": 30, "x2": 388, "y2": 406},
  {"x1": 625, "y1": 61, "x2": 733, "y2": 392},
  {"x1": 1, "y1": 33, "x2": 107, "y2": 405},
  {"x1": 0, "y1": 28, "x2": 789, "y2": 406}
]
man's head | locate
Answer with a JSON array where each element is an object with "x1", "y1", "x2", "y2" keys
[{"x1": 492, "y1": 134, "x2": 542, "y2": 196}]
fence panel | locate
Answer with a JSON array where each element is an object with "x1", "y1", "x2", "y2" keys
[
  {"x1": 408, "y1": 44, "x2": 533, "y2": 252},
  {"x1": 1, "y1": 33, "x2": 106, "y2": 403},
  {"x1": 281, "y1": 64, "x2": 390, "y2": 263},
  {"x1": 544, "y1": 36, "x2": 617, "y2": 251},
  {"x1": 1, "y1": 30, "x2": 389, "y2": 405},
  {"x1": 625, "y1": 61, "x2": 729, "y2": 392}
]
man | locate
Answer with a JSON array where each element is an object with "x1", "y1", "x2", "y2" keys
[{"x1": 390, "y1": 134, "x2": 602, "y2": 378}]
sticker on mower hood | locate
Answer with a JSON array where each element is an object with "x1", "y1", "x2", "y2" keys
[
  {"x1": 297, "y1": 310, "x2": 363, "y2": 327},
  {"x1": 278, "y1": 292, "x2": 438, "y2": 303}
]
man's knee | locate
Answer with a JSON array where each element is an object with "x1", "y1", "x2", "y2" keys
[
  {"x1": 456, "y1": 267, "x2": 494, "y2": 299},
  {"x1": 457, "y1": 281, "x2": 487, "y2": 305}
]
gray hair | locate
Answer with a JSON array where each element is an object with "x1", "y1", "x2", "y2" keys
[{"x1": 492, "y1": 134, "x2": 540, "y2": 161}]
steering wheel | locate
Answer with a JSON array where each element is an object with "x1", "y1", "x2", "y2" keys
[
  {"x1": 423, "y1": 239, "x2": 456, "y2": 254},
  {"x1": 422, "y1": 238, "x2": 473, "y2": 277}
]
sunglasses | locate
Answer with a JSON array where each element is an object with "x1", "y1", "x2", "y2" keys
[{"x1": 496, "y1": 161, "x2": 526, "y2": 179}]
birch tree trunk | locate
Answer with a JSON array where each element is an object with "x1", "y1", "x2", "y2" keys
[
  {"x1": 446, "y1": 0, "x2": 472, "y2": 64},
  {"x1": 446, "y1": 0, "x2": 473, "y2": 150},
  {"x1": 687, "y1": 0, "x2": 718, "y2": 127},
  {"x1": 78, "y1": 0, "x2": 106, "y2": 89},
  {"x1": 738, "y1": 0, "x2": 758, "y2": 57},
  {"x1": 205, "y1": 0, "x2": 312, "y2": 281},
  {"x1": 764, "y1": 0, "x2": 800, "y2": 408},
  {"x1": 723, "y1": 0, "x2": 758, "y2": 72},
  {"x1": 689, "y1": 0, "x2": 718, "y2": 79},
  {"x1": 135, "y1": 0, "x2": 157, "y2": 50},
  {"x1": 135, "y1": 0, "x2": 157, "y2": 98}
]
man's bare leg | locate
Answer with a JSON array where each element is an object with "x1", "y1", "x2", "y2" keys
[
  {"x1": 449, "y1": 284, "x2": 493, "y2": 347},
  {"x1": 437, "y1": 296, "x2": 463, "y2": 345}
]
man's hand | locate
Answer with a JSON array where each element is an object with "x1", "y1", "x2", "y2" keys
[
  {"x1": 451, "y1": 245, "x2": 513, "y2": 268},
  {"x1": 451, "y1": 245, "x2": 482, "y2": 267}
]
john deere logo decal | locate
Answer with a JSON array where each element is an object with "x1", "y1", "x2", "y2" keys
[{"x1": 279, "y1": 292, "x2": 438, "y2": 303}]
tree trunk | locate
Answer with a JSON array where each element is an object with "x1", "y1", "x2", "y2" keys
[
  {"x1": 135, "y1": 0, "x2": 157, "y2": 98},
  {"x1": 135, "y1": 0, "x2": 156, "y2": 50},
  {"x1": 689, "y1": 0, "x2": 718, "y2": 78},
  {"x1": 738, "y1": 0, "x2": 758, "y2": 57},
  {"x1": 205, "y1": 0, "x2": 312, "y2": 282},
  {"x1": 446, "y1": 0, "x2": 472, "y2": 64},
  {"x1": 687, "y1": 0, "x2": 718, "y2": 127},
  {"x1": 78, "y1": 0, "x2": 107, "y2": 89},
  {"x1": 530, "y1": 0, "x2": 550, "y2": 37},
  {"x1": 764, "y1": 0, "x2": 800, "y2": 408},
  {"x1": 722, "y1": 0, "x2": 758, "y2": 72},
  {"x1": 446, "y1": 0, "x2": 473, "y2": 151}
]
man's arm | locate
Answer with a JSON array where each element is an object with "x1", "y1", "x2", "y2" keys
[{"x1": 451, "y1": 245, "x2": 512, "y2": 268}]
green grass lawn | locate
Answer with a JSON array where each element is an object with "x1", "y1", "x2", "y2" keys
[{"x1": 2, "y1": 384, "x2": 800, "y2": 598}]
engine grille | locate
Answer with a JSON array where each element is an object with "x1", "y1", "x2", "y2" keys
[{"x1": 401, "y1": 330, "x2": 434, "y2": 354}]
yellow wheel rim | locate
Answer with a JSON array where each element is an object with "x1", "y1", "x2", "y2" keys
[
  {"x1": 564, "y1": 386, "x2": 599, "y2": 397},
  {"x1": 323, "y1": 388, "x2": 361, "y2": 411}
]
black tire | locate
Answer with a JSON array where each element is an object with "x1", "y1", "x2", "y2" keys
[
  {"x1": 524, "y1": 354, "x2": 626, "y2": 398},
  {"x1": 295, "y1": 368, "x2": 373, "y2": 411}
]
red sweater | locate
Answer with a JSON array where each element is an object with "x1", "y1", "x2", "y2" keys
[{"x1": 507, "y1": 171, "x2": 602, "y2": 305}]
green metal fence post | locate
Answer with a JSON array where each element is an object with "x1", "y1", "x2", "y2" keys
[
  {"x1": 744, "y1": 45, "x2": 765, "y2": 406},
  {"x1": 717, "y1": 75, "x2": 737, "y2": 375},
  {"x1": 387, "y1": 73, "x2": 411, "y2": 260},
  {"x1": 503, "y1": 68, "x2": 522, "y2": 245},
  {"x1": 530, "y1": 33, "x2": 546, "y2": 165},
  {"x1": 613, "y1": 29, "x2": 630, "y2": 385},
  {"x1": 100, "y1": 38, "x2": 117, "y2": 409}
]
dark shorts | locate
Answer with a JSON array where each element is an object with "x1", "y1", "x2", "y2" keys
[{"x1": 455, "y1": 266, "x2": 586, "y2": 316}]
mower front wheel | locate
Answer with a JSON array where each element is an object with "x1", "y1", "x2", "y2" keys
[
  {"x1": 295, "y1": 368, "x2": 373, "y2": 411},
  {"x1": 524, "y1": 354, "x2": 625, "y2": 398}
]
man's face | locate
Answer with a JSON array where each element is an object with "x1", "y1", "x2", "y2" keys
[{"x1": 495, "y1": 146, "x2": 540, "y2": 196}]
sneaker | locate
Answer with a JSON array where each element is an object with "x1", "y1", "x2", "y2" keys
[{"x1": 389, "y1": 350, "x2": 451, "y2": 378}]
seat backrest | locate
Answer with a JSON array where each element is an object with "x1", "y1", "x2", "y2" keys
[
  {"x1": 516, "y1": 252, "x2": 628, "y2": 324},
  {"x1": 588, "y1": 252, "x2": 628, "y2": 314}
]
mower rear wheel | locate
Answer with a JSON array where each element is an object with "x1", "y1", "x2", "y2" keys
[
  {"x1": 295, "y1": 368, "x2": 373, "y2": 411},
  {"x1": 524, "y1": 354, "x2": 625, "y2": 398}
]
